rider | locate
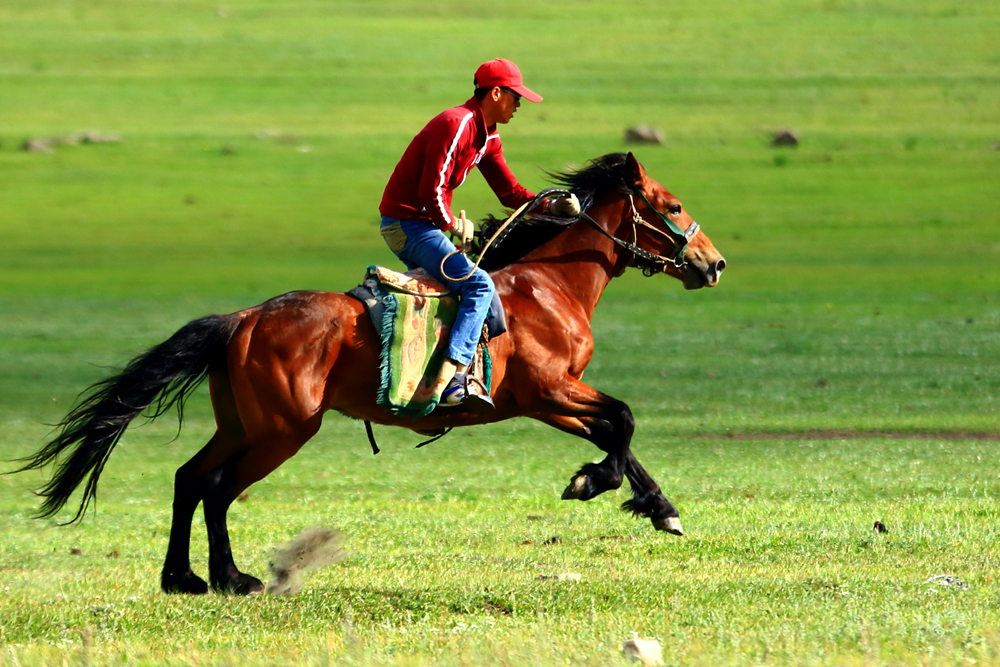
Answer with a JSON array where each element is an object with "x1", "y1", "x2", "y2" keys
[{"x1": 379, "y1": 58, "x2": 580, "y2": 414}]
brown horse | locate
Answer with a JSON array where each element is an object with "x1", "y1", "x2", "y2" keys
[{"x1": 15, "y1": 152, "x2": 725, "y2": 595}]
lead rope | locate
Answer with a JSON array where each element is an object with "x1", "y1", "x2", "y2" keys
[
  {"x1": 438, "y1": 188, "x2": 572, "y2": 282},
  {"x1": 437, "y1": 200, "x2": 534, "y2": 282}
]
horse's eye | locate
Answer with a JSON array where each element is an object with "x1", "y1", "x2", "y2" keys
[{"x1": 668, "y1": 204, "x2": 682, "y2": 215}]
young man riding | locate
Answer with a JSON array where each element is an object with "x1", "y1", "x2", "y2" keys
[{"x1": 379, "y1": 58, "x2": 579, "y2": 414}]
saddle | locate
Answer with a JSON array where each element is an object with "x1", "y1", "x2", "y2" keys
[
  {"x1": 347, "y1": 266, "x2": 505, "y2": 419},
  {"x1": 348, "y1": 266, "x2": 507, "y2": 339}
]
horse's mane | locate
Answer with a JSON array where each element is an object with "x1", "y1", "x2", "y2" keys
[{"x1": 474, "y1": 152, "x2": 633, "y2": 272}]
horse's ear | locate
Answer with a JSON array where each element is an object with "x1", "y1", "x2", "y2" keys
[{"x1": 624, "y1": 152, "x2": 647, "y2": 188}]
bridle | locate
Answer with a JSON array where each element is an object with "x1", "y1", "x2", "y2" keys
[
  {"x1": 572, "y1": 187, "x2": 701, "y2": 276},
  {"x1": 441, "y1": 186, "x2": 701, "y2": 282}
]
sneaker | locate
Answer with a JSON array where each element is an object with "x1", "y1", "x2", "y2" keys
[{"x1": 441, "y1": 372, "x2": 494, "y2": 415}]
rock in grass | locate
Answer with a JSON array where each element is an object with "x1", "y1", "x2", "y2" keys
[
  {"x1": 623, "y1": 637, "x2": 663, "y2": 665},
  {"x1": 925, "y1": 574, "x2": 968, "y2": 590},
  {"x1": 80, "y1": 131, "x2": 124, "y2": 144},
  {"x1": 624, "y1": 125, "x2": 664, "y2": 145},
  {"x1": 266, "y1": 526, "x2": 344, "y2": 596},
  {"x1": 21, "y1": 138, "x2": 53, "y2": 153},
  {"x1": 51, "y1": 134, "x2": 81, "y2": 146},
  {"x1": 20, "y1": 132, "x2": 123, "y2": 153},
  {"x1": 771, "y1": 129, "x2": 799, "y2": 147}
]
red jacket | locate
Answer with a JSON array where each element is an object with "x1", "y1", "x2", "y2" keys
[{"x1": 379, "y1": 97, "x2": 535, "y2": 231}]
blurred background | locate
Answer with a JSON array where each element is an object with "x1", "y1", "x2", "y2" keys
[{"x1": 1, "y1": 0, "x2": 996, "y2": 435}]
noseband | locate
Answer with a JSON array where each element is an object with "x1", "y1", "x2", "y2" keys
[
  {"x1": 621, "y1": 190, "x2": 700, "y2": 274},
  {"x1": 548, "y1": 186, "x2": 701, "y2": 277}
]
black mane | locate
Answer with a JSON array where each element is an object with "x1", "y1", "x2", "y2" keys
[{"x1": 474, "y1": 153, "x2": 633, "y2": 272}]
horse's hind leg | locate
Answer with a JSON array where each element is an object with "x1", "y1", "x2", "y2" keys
[
  {"x1": 161, "y1": 440, "x2": 214, "y2": 594},
  {"x1": 162, "y1": 371, "x2": 247, "y2": 594},
  {"x1": 199, "y1": 428, "x2": 318, "y2": 594},
  {"x1": 194, "y1": 294, "x2": 346, "y2": 593},
  {"x1": 201, "y1": 453, "x2": 260, "y2": 594}
]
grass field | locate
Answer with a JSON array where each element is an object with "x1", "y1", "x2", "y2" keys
[{"x1": 1, "y1": 0, "x2": 998, "y2": 665}]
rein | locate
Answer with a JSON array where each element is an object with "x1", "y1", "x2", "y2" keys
[
  {"x1": 438, "y1": 190, "x2": 557, "y2": 282},
  {"x1": 440, "y1": 184, "x2": 701, "y2": 283}
]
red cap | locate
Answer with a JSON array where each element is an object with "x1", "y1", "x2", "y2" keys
[{"x1": 474, "y1": 59, "x2": 543, "y2": 103}]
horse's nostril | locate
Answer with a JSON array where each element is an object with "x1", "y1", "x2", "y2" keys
[{"x1": 716, "y1": 259, "x2": 726, "y2": 274}]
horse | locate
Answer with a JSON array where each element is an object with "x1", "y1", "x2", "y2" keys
[{"x1": 14, "y1": 152, "x2": 725, "y2": 595}]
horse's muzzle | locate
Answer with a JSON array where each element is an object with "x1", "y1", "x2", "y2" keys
[{"x1": 683, "y1": 256, "x2": 726, "y2": 289}]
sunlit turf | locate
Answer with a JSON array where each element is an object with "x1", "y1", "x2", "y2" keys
[
  {"x1": 1, "y1": 0, "x2": 999, "y2": 664},
  {"x1": 2, "y1": 293, "x2": 997, "y2": 666},
  {"x1": 2, "y1": 426, "x2": 999, "y2": 666}
]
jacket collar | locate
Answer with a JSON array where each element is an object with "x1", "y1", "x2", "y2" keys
[{"x1": 463, "y1": 97, "x2": 495, "y2": 144}]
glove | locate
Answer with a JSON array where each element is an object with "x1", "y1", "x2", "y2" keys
[
  {"x1": 547, "y1": 193, "x2": 581, "y2": 217},
  {"x1": 450, "y1": 210, "x2": 475, "y2": 248}
]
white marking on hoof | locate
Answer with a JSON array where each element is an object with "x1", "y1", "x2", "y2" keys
[
  {"x1": 561, "y1": 475, "x2": 589, "y2": 500},
  {"x1": 653, "y1": 516, "x2": 684, "y2": 536}
]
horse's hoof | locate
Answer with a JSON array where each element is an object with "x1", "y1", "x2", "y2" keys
[
  {"x1": 213, "y1": 573, "x2": 265, "y2": 596},
  {"x1": 162, "y1": 570, "x2": 209, "y2": 595},
  {"x1": 653, "y1": 516, "x2": 684, "y2": 536},
  {"x1": 561, "y1": 475, "x2": 591, "y2": 500}
]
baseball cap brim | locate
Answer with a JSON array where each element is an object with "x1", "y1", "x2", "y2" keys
[
  {"x1": 508, "y1": 84, "x2": 543, "y2": 103},
  {"x1": 475, "y1": 59, "x2": 544, "y2": 103}
]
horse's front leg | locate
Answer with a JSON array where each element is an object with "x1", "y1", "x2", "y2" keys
[
  {"x1": 539, "y1": 410, "x2": 629, "y2": 501},
  {"x1": 531, "y1": 379, "x2": 682, "y2": 535},
  {"x1": 623, "y1": 453, "x2": 683, "y2": 535}
]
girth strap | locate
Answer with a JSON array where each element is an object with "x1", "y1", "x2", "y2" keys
[
  {"x1": 364, "y1": 420, "x2": 379, "y2": 455},
  {"x1": 362, "y1": 421, "x2": 454, "y2": 455}
]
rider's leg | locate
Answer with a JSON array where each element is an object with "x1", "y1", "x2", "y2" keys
[
  {"x1": 435, "y1": 263, "x2": 495, "y2": 412},
  {"x1": 441, "y1": 358, "x2": 468, "y2": 378},
  {"x1": 379, "y1": 216, "x2": 494, "y2": 409}
]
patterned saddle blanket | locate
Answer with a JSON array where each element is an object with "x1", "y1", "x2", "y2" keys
[{"x1": 348, "y1": 265, "x2": 494, "y2": 418}]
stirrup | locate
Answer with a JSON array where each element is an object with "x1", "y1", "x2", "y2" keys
[{"x1": 440, "y1": 372, "x2": 494, "y2": 415}]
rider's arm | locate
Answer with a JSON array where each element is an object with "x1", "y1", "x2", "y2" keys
[{"x1": 478, "y1": 136, "x2": 535, "y2": 210}]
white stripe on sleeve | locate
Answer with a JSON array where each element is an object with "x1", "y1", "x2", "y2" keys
[{"x1": 435, "y1": 112, "x2": 475, "y2": 225}]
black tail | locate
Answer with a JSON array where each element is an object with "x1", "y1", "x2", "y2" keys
[{"x1": 12, "y1": 314, "x2": 240, "y2": 523}]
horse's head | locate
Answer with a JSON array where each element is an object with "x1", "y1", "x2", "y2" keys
[{"x1": 622, "y1": 153, "x2": 726, "y2": 290}]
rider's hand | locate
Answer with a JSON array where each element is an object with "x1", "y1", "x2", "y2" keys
[
  {"x1": 547, "y1": 193, "x2": 581, "y2": 217},
  {"x1": 450, "y1": 210, "x2": 475, "y2": 248}
]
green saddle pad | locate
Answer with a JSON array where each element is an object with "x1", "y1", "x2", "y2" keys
[{"x1": 364, "y1": 266, "x2": 491, "y2": 418}]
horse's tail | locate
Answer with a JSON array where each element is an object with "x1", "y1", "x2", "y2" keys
[{"x1": 12, "y1": 313, "x2": 241, "y2": 524}]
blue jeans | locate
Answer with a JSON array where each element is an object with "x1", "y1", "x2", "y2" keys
[{"x1": 380, "y1": 216, "x2": 494, "y2": 367}]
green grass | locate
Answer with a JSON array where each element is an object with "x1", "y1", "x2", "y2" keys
[
  {"x1": 1, "y1": 0, "x2": 999, "y2": 665},
  {"x1": 3, "y1": 428, "x2": 1000, "y2": 666}
]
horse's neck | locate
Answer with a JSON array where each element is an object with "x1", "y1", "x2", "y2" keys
[{"x1": 497, "y1": 198, "x2": 626, "y2": 320}]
